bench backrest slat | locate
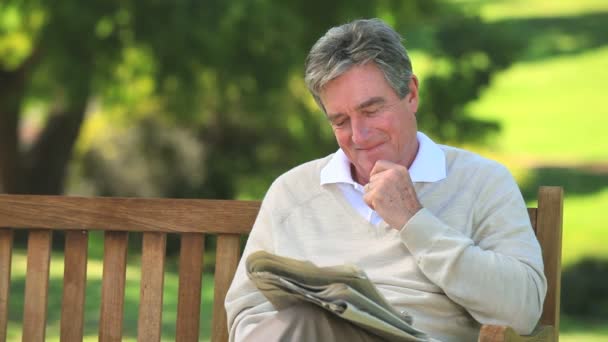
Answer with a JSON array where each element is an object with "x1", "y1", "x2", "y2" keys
[
  {"x1": 61, "y1": 231, "x2": 89, "y2": 342},
  {"x1": 99, "y1": 231, "x2": 129, "y2": 342},
  {"x1": 138, "y1": 232, "x2": 167, "y2": 342},
  {"x1": 527, "y1": 208, "x2": 537, "y2": 232},
  {"x1": 175, "y1": 233, "x2": 205, "y2": 342},
  {"x1": 212, "y1": 234, "x2": 242, "y2": 342},
  {"x1": 0, "y1": 230, "x2": 12, "y2": 342},
  {"x1": 536, "y1": 187, "x2": 563, "y2": 331},
  {"x1": 22, "y1": 230, "x2": 53, "y2": 342}
]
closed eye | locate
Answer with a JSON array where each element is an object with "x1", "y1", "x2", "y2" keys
[
  {"x1": 362, "y1": 105, "x2": 382, "y2": 116},
  {"x1": 357, "y1": 97, "x2": 386, "y2": 116},
  {"x1": 328, "y1": 113, "x2": 349, "y2": 128},
  {"x1": 331, "y1": 117, "x2": 349, "y2": 128}
]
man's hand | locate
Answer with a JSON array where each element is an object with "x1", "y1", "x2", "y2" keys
[{"x1": 363, "y1": 160, "x2": 422, "y2": 229}]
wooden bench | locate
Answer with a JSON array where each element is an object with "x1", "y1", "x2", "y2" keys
[{"x1": 0, "y1": 186, "x2": 562, "y2": 342}]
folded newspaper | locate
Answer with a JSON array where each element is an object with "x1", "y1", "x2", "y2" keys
[{"x1": 246, "y1": 251, "x2": 431, "y2": 342}]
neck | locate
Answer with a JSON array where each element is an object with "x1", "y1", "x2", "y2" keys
[{"x1": 351, "y1": 164, "x2": 369, "y2": 185}]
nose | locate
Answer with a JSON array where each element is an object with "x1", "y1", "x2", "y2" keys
[{"x1": 351, "y1": 117, "x2": 371, "y2": 146}]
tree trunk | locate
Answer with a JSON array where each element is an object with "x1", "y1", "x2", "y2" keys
[
  {"x1": 24, "y1": 94, "x2": 89, "y2": 195},
  {"x1": 0, "y1": 68, "x2": 27, "y2": 194},
  {"x1": 0, "y1": 65, "x2": 89, "y2": 196}
]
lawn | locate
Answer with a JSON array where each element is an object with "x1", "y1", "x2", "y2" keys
[
  {"x1": 452, "y1": 0, "x2": 608, "y2": 267},
  {"x1": 467, "y1": 46, "x2": 608, "y2": 162},
  {"x1": 458, "y1": 0, "x2": 608, "y2": 21}
]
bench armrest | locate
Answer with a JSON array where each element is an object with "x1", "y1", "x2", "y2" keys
[{"x1": 479, "y1": 324, "x2": 555, "y2": 342}]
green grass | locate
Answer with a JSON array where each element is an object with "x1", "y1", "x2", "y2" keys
[
  {"x1": 467, "y1": 46, "x2": 608, "y2": 162},
  {"x1": 561, "y1": 316, "x2": 608, "y2": 342},
  {"x1": 560, "y1": 189, "x2": 608, "y2": 266},
  {"x1": 452, "y1": 0, "x2": 608, "y2": 21}
]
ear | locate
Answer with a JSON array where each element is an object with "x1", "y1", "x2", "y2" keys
[{"x1": 406, "y1": 75, "x2": 420, "y2": 112}]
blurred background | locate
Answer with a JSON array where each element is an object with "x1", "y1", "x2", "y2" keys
[{"x1": 1, "y1": 0, "x2": 607, "y2": 340}]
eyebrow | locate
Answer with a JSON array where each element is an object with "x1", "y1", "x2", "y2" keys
[
  {"x1": 356, "y1": 96, "x2": 386, "y2": 110},
  {"x1": 327, "y1": 96, "x2": 387, "y2": 121}
]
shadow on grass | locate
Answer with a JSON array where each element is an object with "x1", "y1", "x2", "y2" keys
[
  {"x1": 519, "y1": 166, "x2": 608, "y2": 201},
  {"x1": 489, "y1": 11, "x2": 608, "y2": 62},
  {"x1": 405, "y1": 10, "x2": 608, "y2": 63},
  {"x1": 561, "y1": 258, "x2": 608, "y2": 323}
]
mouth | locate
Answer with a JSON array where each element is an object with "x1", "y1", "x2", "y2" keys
[{"x1": 356, "y1": 142, "x2": 384, "y2": 153}]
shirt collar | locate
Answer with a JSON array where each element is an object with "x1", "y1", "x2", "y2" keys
[
  {"x1": 320, "y1": 148, "x2": 356, "y2": 186},
  {"x1": 320, "y1": 131, "x2": 446, "y2": 185}
]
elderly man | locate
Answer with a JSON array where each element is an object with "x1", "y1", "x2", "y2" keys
[{"x1": 225, "y1": 18, "x2": 546, "y2": 341}]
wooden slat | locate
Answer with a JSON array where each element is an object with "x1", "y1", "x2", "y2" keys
[
  {"x1": 535, "y1": 187, "x2": 563, "y2": 333},
  {"x1": 22, "y1": 230, "x2": 52, "y2": 342},
  {"x1": 138, "y1": 232, "x2": 167, "y2": 342},
  {"x1": 176, "y1": 233, "x2": 205, "y2": 342},
  {"x1": 99, "y1": 231, "x2": 129, "y2": 342},
  {"x1": 527, "y1": 208, "x2": 537, "y2": 233},
  {"x1": 211, "y1": 234, "x2": 241, "y2": 342},
  {"x1": 0, "y1": 195, "x2": 260, "y2": 234},
  {"x1": 60, "y1": 230, "x2": 89, "y2": 342},
  {"x1": 0, "y1": 229, "x2": 13, "y2": 342}
]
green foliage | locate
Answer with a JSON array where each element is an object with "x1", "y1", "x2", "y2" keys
[
  {"x1": 0, "y1": 1, "x2": 42, "y2": 69},
  {"x1": 75, "y1": 118, "x2": 205, "y2": 198},
  {"x1": 1, "y1": 0, "x2": 524, "y2": 200},
  {"x1": 415, "y1": 15, "x2": 525, "y2": 143}
]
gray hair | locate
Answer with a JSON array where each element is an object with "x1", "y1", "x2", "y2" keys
[{"x1": 304, "y1": 18, "x2": 413, "y2": 112}]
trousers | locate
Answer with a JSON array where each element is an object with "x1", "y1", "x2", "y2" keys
[{"x1": 243, "y1": 303, "x2": 385, "y2": 341}]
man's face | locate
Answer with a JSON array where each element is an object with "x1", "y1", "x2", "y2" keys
[{"x1": 320, "y1": 63, "x2": 420, "y2": 184}]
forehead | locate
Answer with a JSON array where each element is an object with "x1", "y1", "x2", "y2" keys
[{"x1": 320, "y1": 63, "x2": 397, "y2": 113}]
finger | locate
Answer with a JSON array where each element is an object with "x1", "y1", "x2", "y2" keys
[
  {"x1": 363, "y1": 192, "x2": 375, "y2": 210},
  {"x1": 369, "y1": 159, "x2": 398, "y2": 177},
  {"x1": 363, "y1": 182, "x2": 371, "y2": 193}
]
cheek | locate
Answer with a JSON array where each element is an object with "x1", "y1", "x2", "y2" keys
[
  {"x1": 388, "y1": 116, "x2": 409, "y2": 139},
  {"x1": 333, "y1": 129, "x2": 351, "y2": 146}
]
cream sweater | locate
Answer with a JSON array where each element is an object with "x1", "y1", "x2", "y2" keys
[{"x1": 225, "y1": 145, "x2": 547, "y2": 341}]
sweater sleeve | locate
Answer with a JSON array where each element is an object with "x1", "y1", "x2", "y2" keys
[
  {"x1": 224, "y1": 183, "x2": 281, "y2": 342},
  {"x1": 399, "y1": 166, "x2": 547, "y2": 334}
]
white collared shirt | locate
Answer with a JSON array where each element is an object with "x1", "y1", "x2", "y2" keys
[{"x1": 320, "y1": 132, "x2": 446, "y2": 225}]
